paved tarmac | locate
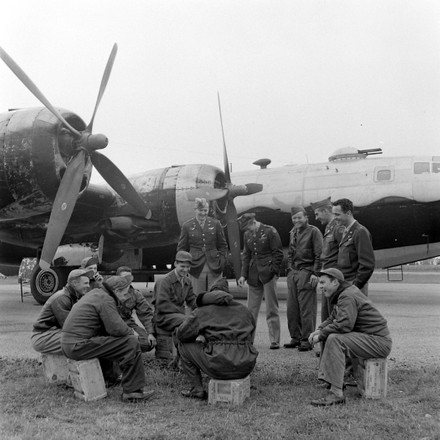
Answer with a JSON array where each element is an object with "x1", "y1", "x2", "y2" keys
[{"x1": 0, "y1": 276, "x2": 439, "y2": 368}]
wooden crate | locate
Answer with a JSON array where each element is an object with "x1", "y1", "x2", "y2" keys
[
  {"x1": 67, "y1": 358, "x2": 107, "y2": 402},
  {"x1": 208, "y1": 376, "x2": 251, "y2": 405},
  {"x1": 356, "y1": 358, "x2": 388, "y2": 399},
  {"x1": 41, "y1": 354, "x2": 70, "y2": 385}
]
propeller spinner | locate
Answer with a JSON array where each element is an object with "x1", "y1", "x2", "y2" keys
[{"x1": 0, "y1": 44, "x2": 151, "y2": 269}]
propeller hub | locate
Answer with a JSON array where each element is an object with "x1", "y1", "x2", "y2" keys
[{"x1": 87, "y1": 133, "x2": 108, "y2": 151}]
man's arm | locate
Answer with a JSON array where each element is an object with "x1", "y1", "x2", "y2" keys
[
  {"x1": 51, "y1": 295, "x2": 74, "y2": 328},
  {"x1": 133, "y1": 289, "x2": 155, "y2": 335},
  {"x1": 312, "y1": 228, "x2": 323, "y2": 273},
  {"x1": 354, "y1": 227, "x2": 375, "y2": 289},
  {"x1": 215, "y1": 220, "x2": 228, "y2": 256},
  {"x1": 99, "y1": 298, "x2": 134, "y2": 337},
  {"x1": 176, "y1": 223, "x2": 189, "y2": 252},
  {"x1": 269, "y1": 228, "x2": 283, "y2": 275}
]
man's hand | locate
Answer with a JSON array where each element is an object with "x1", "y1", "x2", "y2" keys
[
  {"x1": 237, "y1": 276, "x2": 246, "y2": 287},
  {"x1": 310, "y1": 274, "x2": 318, "y2": 289},
  {"x1": 148, "y1": 334, "x2": 157, "y2": 348},
  {"x1": 308, "y1": 330, "x2": 320, "y2": 346},
  {"x1": 196, "y1": 335, "x2": 206, "y2": 344}
]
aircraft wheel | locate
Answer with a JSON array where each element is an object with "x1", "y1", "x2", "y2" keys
[{"x1": 30, "y1": 266, "x2": 67, "y2": 305}]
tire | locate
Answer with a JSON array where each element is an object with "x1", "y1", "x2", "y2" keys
[{"x1": 30, "y1": 265, "x2": 67, "y2": 305}]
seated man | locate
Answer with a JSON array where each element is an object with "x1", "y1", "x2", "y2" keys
[
  {"x1": 31, "y1": 268, "x2": 93, "y2": 355},
  {"x1": 154, "y1": 251, "x2": 197, "y2": 334},
  {"x1": 115, "y1": 266, "x2": 156, "y2": 352},
  {"x1": 308, "y1": 268, "x2": 392, "y2": 406},
  {"x1": 80, "y1": 256, "x2": 104, "y2": 289},
  {"x1": 61, "y1": 275, "x2": 155, "y2": 402},
  {"x1": 176, "y1": 278, "x2": 259, "y2": 399}
]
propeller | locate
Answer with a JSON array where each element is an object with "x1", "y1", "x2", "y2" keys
[
  {"x1": 216, "y1": 93, "x2": 263, "y2": 281},
  {"x1": 0, "y1": 44, "x2": 151, "y2": 269}
]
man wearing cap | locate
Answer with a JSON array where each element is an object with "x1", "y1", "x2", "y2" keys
[
  {"x1": 31, "y1": 268, "x2": 93, "y2": 355},
  {"x1": 332, "y1": 198, "x2": 375, "y2": 295},
  {"x1": 61, "y1": 275, "x2": 155, "y2": 402},
  {"x1": 177, "y1": 278, "x2": 258, "y2": 399},
  {"x1": 310, "y1": 197, "x2": 344, "y2": 323},
  {"x1": 308, "y1": 268, "x2": 391, "y2": 406},
  {"x1": 177, "y1": 198, "x2": 228, "y2": 295},
  {"x1": 115, "y1": 266, "x2": 156, "y2": 353},
  {"x1": 284, "y1": 206, "x2": 323, "y2": 351},
  {"x1": 237, "y1": 213, "x2": 283, "y2": 349},
  {"x1": 81, "y1": 256, "x2": 104, "y2": 289},
  {"x1": 154, "y1": 250, "x2": 197, "y2": 334}
]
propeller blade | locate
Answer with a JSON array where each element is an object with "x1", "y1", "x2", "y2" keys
[
  {"x1": 244, "y1": 183, "x2": 263, "y2": 195},
  {"x1": 91, "y1": 151, "x2": 152, "y2": 219},
  {"x1": 0, "y1": 46, "x2": 81, "y2": 138},
  {"x1": 185, "y1": 186, "x2": 229, "y2": 202},
  {"x1": 217, "y1": 92, "x2": 231, "y2": 183},
  {"x1": 86, "y1": 43, "x2": 118, "y2": 133},
  {"x1": 39, "y1": 151, "x2": 86, "y2": 269},
  {"x1": 225, "y1": 201, "x2": 242, "y2": 281}
]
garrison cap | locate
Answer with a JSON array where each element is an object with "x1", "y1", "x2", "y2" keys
[
  {"x1": 194, "y1": 198, "x2": 209, "y2": 209},
  {"x1": 81, "y1": 256, "x2": 99, "y2": 268},
  {"x1": 105, "y1": 274, "x2": 133, "y2": 291},
  {"x1": 175, "y1": 250, "x2": 193, "y2": 263},
  {"x1": 291, "y1": 206, "x2": 306, "y2": 216},
  {"x1": 68, "y1": 268, "x2": 94, "y2": 282},
  {"x1": 318, "y1": 268, "x2": 344, "y2": 282},
  {"x1": 238, "y1": 213, "x2": 256, "y2": 230},
  {"x1": 310, "y1": 197, "x2": 332, "y2": 211},
  {"x1": 116, "y1": 266, "x2": 132, "y2": 275}
]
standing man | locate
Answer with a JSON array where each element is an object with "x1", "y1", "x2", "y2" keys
[
  {"x1": 31, "y1": 268, "x2": 93, "y2": 355},
  {"x1": 61, "y1": 275, "x2": 155, "y2": 402},
  {"x1": 154, "y1": 251, "x2": 197, "y2": 334},
  {"x1": 332, "y1": 198, "x2": 375, "y2": 295},
  {"x1": 308, "y1": 268, "x2": 392, "y2": 406},
  {"x1": 238, "y1": 213, "x2": 283, "y2": 350},
  {"x1": 115, "y1": 266, "x2": 156, "y2": 353},
  {"x1": 284, "y1": 206, "x2": 323, "y2": 351},
  {"x1": 177, "y1": 198, "x2": 228, "y2": 295},
  {"x1": 311, "y1": 197, "x2": 344, "y2": 323},
  {"x1": 177, "y1": 278, "x2": 258, "y2": 399}
]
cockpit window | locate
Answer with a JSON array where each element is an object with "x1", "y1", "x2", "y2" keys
[
  {"x1": 432, "y1": 163, "x2": 440, "y2": 173},
  {"x1": 414, "y1": 162, "x2": 430, "y2": 174}
]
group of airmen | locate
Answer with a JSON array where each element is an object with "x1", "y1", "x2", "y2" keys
[{"x1": 31, "y1": 196, "x2": 391, "y2": 406}]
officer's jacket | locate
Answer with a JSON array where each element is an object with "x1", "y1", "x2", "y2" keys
[
  {"x1": 241, "y1": 223, "x2": 283, "y2": 287},
  {"x1": 318, "y1": 282, "x2": 390, "y2": 340},
  {"x1": 177, "y1": 217, "x2": 228, "y2": 277},
  {"x1": 154, "y1": 270, "x2": 197, "y2": 333},
  {"x1": 337, "y1": 220, "x2": 375, "y2": 289},
  {"x1": 33, "y1": 285, "x2": 79, "y2": 332},
  {"x1": 287, "y1": 223, "x2": 323, "y2": 273},
  {"x1": 117, "y1": 286, "x2": 154, "y2": 335},
  {"x1": 176, "y1": 299, "x2": 258, "y2": 380},
  {"x1": 61, "y1": 287, "x2": 132, "y2": 344},
  {"x1": 321, "y1": 218, "x2": 344, "y2": 269}
]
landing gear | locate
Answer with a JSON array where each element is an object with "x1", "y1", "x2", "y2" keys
[{"x1": 30, "y1": 265, "x2": 68, "y2": 305}]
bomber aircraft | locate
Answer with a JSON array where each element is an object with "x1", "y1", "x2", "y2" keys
[{"x1": 1, "y1": 44, "x2": 440, "y2": 304}]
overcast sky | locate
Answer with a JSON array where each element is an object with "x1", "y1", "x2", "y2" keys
[{"x1": 2, "y1": 0, "x2": 440, "y2": 183}]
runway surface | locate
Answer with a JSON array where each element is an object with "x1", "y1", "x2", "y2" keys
[{"x1": 0, "y1": 277, "x2": 439, "y2": 368}]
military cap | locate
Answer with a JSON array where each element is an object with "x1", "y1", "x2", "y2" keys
[
  {"x1": 105, "y1": 274, "x2": 134, "y2": 291},
  {"x1": 291, "y1": 206, "x2": 306, "y2": 216},
  {"x1": 81, "y1": 256, "x2": 99, "y2": 268},
  {"x1": 310, "y1": 197, "x2": 332, "y2": 211},
  {"x1": 318, "y1": 268, "x2": 344, "y2": 282},
  {"x1": 238, "y1": 213, "x2": 256, "y2": 230},
  {"x1": 194, "y1": 198, "x2": 209, "y2": 209},
  {"x1": 116, "y1": 266, "x2": 132, "y2": 275},
  {"x1": 68, "y1": 268, "x2": 94, "y2": 282},
  {"x1": 209, "y1": 277, "x2": 230, "y2": 293},
  {"x1": 175, "y1": 250, "x2": 193, "y2": 263}
]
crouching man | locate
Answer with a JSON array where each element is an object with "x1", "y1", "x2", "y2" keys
[
  {"x1": 61, "y1": 275, "x2": 155, "y2": 402},
  {"x1": 308, "y1": 268, "x2": 392, "y2": 406},
  {"x1": 176, "y1": 278, "x2": 258, "y2": 399}
]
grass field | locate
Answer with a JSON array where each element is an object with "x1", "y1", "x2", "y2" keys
[{"x1": 1, "y1": 348, "x2": 439, "y2": 440}]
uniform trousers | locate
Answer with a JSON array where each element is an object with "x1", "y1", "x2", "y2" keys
[
  {"x1": 286, "y1": 269, "x2": 317, "y2": 345},
  {"x1": 126, "y1": 320, "x2": 153, "y2": 353},
  {"x1": 190, "y1": 262, "x2": 222, "y2": 295},
  {"x1": 62, "y1": 334, "x2": 145, "y2": 393},
  {"x1": 318, "y1": 332, "x2": 392, "y2": 388},
  {"x1": 31, "y1": 328, "x2": 63, "y2": 355},
  {"x1": 247, "y1": 276, "x2": 280, "y2": 344}
]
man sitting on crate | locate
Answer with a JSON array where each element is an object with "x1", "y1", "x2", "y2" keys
[
  {"x1": 61, "y1": 274, "x2": 155, "y2": 402},
  {"x1": 308, "y1": 268, "x2": 392, "y2": 406},
  {"x1": 176, "y1": 278, "x2": 258, "y2": 400},
  {"x1": 31, "y1": 268, "x2": 94, "y2": 355}
]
